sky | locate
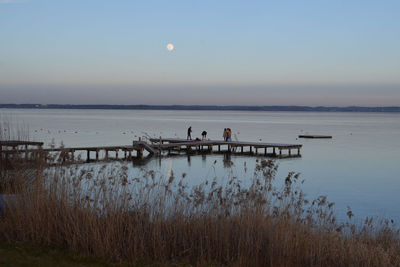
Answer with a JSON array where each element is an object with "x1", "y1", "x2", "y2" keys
[{"x1": 1, "y1": 0, "x2": 400, "y2": 106}]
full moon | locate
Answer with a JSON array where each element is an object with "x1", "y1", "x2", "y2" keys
[{"x1": 166, "y1": 43, "x2": 174, "y2": 51}]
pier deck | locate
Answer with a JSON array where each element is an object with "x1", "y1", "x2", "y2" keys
[
  {"x1": 149, "y1": 138, "x2": 301, "y2": 157},
  {"x1": 1, "y1": 138, "x2": 302, "y2": 168}
]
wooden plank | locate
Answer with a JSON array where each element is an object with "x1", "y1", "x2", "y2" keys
[{"x1": 0, "y1": 140, "x2": 44, "y2": 147}]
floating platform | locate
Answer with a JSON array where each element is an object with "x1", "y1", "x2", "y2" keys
[{"x1": 298, "y1": 135, "x2": 332, "y2": 139}]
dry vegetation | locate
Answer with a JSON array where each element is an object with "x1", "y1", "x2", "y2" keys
[
  {"x1": 0, "y1": 114, "x2": 30, "y2": 142},
  {"x1": 0, "y1": 158, "x2": 399, "y2": 267},
  {"x1": 1, "y1": 119, "x2": 400, "y2": 266}
]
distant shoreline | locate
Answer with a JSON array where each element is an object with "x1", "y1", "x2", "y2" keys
[{"x1": 1, "y1": 104, "x2": 400, "y2": 113}]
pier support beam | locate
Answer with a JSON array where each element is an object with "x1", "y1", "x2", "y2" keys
[{"x1": 137, "y1": 148, "x2": 143, "y2": 158}]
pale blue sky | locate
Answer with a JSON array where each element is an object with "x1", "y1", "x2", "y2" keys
[{"x1": 1, "y1": 0, "x2": 400, "y2": 106}]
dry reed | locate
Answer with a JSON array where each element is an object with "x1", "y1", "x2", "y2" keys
[{"x1": 1, "y1": 157, "x2": 400, "y2": 266}]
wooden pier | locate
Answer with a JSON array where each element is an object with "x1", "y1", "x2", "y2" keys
[
  {"x1": 1, "y1": 138, "x2": 302, "y2": 168},
  {"x1": 149, "y1": 138, "x2": 301, "y2": 158}
]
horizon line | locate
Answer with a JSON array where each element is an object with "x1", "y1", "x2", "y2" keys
[{"x1": 1, "y1": 104, "x2": 400, "y2": 112}]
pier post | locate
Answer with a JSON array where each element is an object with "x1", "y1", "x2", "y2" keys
[
  {"x1": 255, "y1": 147, "x2": 258, "y2": 154},
  {"x1": 250, "y1": 146, "x2": 252, "y2": 154},
  {"x1": 273, "y1": 147, "x2": 276, "y2": 155},
  {"x1": 298, "y1": 148, "x2": 301, "y2": 156},
  {"x1": 264, "y1": 147, "x2": 267, "y2": 156},
  {"x1": 218, "y1": 145, "x2": 220, "y2": 152},
  {"x1": 279, "y1": 149, "x2": 282, "y2": 157},
  {"x1": 241, "y1": 146, "x2": 243, "y2": 153},
  {"x1": 105, "y1": 150, "x2": 108, "y2": 160},
  {"x1": 87, "y1": 150, "x2": 90, "y2": 163},
  {"x1": 138, "y1": 148, "x2": 143, "y2": 158},
  {"x1": 0, "y1": 146, "x2": 3, "y2": 177},
  {"x1": 96, "y1": 150, "x2": 99, "y2": 160},
  {"x1": 289, "y1": 149, "x2": 291, "y2": 157},
  {"x1": 71, "y1": 150, "x2": 74, "y2": 161}
]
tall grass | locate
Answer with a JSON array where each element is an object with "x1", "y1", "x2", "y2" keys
[
  {"x1": 0, "y1": 114, "x2": 32, "y2": 192},
  {"x1": 0, "y1": 114, "x2": 30, "y2": 142},
  {"x1": 1, "y1": 158, "x2": 400, "y2": 266}
]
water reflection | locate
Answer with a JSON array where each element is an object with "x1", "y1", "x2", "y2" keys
[{"x1": 223, "y1": 153, "x2": 233, "y2": 168}]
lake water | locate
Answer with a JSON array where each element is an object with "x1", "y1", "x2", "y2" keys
[{"x1": 2, "y1": 108, "x2": 400, "y2": 222}]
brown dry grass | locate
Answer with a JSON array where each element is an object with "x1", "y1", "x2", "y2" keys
[{"x1": 1, "y1": 157, "x2": 400, "y2": 267}]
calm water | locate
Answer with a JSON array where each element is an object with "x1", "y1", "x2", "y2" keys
[{"x1": 2, "y1": 109, "x2": 400, "y2": 221}]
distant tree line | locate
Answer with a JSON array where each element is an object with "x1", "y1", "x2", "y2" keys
[{"x1": 0, "y1": 104, "x2": 399, "y2": 112}]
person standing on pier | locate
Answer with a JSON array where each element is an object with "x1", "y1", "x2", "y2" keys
[
  {"x1": 223, "y1": 128, "x2": 227, "y2": 141},
  {"x1": 201, "y1": 130, "x2": 207, "y2": 140},
  {"x1": 187, "y1": 126, "x2": 192, "y2": 140},
  {"x1": 227, "y1": 128, "x2": 232, "y2": 141}
]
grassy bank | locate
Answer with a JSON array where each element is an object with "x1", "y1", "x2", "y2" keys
[
  {"x1": 1, "y1": 157, "x2": 399, "y2": 266},
  {"x1": 0, "y1": 242, "x2": 116, "y2": 267}
]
